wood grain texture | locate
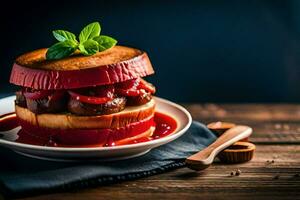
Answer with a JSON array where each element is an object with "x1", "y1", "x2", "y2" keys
[
  {"x1": 185, "y1": 103, "x2": 300, "y2": 144},
  {"x1": 19, "y1": 104, "x2": 300, "y2": 200},
  {"x1": 186, "y1": 126, "x2": 252, "y2": 170}
]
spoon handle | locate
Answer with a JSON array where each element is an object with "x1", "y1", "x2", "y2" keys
[{"x1": 185, "y1": 125, "x2": 252, "y2": 170}]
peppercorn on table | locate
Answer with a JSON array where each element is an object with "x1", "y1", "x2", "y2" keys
[{"x1": 14, "y1": 104, "x2": 300, "y2": 200}]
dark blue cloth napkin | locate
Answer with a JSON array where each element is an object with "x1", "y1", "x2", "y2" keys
[
  {"x1": 0, "y1": 108, "x2": 216, "y2": 198},
  {"x1": 0, "y1": 93, "x2": 14, "y2": 99}
]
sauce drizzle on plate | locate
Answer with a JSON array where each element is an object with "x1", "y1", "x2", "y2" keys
[{"x1": 0, "y1": 112, "x2": 177, "y2": 148}]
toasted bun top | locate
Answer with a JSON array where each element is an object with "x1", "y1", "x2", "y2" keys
[
  {"x1": 10, "y1": 46, "x2": 154, "y2": 90},
  {"x1": 16, "y1": 46, "x2": 144, "y2": 71}
]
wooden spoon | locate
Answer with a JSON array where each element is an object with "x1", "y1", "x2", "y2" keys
[
  {"x1": 207, "y1": 121, "x2": 236, "y2": 136},
  {"x1": 185, "y1": 125, "x2": 252, "y2": 171}
]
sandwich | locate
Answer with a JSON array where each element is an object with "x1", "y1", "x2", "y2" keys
[{"x1": 10, "y1": 45, "x2": 156, "y2": 146}]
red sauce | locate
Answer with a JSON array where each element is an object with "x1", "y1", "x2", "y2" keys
[
  {"x1": 17, "y1": 116, "x2": 156, "y2": 146},
  {"x1": 126, "y1": 112, "x2": 177, "y2": 145},
  {"x1": 0, "y1": 112, "x2": 177, "y2": 148},
  {"x1": 0, "y1": 113, "x2": 19, "y2": 131}
]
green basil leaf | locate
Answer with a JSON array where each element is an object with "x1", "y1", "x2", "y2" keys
[
  {"x1": 78, "y1": 39, "x2": 99, "y2": 56},
  {"x1": 79, "y1": 22, "x2": 101, "y2": 43},
  {"x1": 46, "y1": 40, "x2": 78, "y2": 60},
  {"x1": 93, "y1": 35, "x2": 117, "y2": 51},
  {"x1": 52, "y1": 30, "x2": 77, "y2": 42}
]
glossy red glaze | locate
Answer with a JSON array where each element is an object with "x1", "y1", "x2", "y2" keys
[
  {"x1": 0, "y1": 112, "x2": 177, "y2": 147},
  {"x1": 138, "y1": 79, "x2": 156, "y2": 94},
  {"x1": 126, "y1": 112, "x2": 177, "y2": 144},
  {"x1": 20, "y1": 78, "x2": 155, "y2": 105},
  {"x1": 23, "y1": 90, "x2": 53, "y2": 100},
  {"x1": 115, "y1": 78, "x2": 155, "y2": 97},
  {"x1": 68, "y1": 91, "x2": 112, "y2": 105},
  {"x1": 23, "y1": 90, "x2": 66, "y2": 101},
  {"x1": 68, "y1": 84, "x2": 115, "y2": 104},
  {"x1": 0, "y1": 113, "x2": 19, "y2": 131}
]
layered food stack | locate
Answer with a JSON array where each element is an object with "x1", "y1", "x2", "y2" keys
[{"x1": 10, "y1": 46, "x2": 156, "y2": 146}]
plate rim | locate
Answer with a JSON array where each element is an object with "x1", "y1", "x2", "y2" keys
[{"x1": 0, "y1": 96, "x2": 192, "y2": 152}]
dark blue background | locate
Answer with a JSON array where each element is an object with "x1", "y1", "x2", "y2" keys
[{"x1": 2, "y1": 0, "x2": 300, "y2": 102}]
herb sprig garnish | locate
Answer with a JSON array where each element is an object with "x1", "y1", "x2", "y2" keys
[{"x1": 46, "y1": 22, "x2": 117, "y2": 60}]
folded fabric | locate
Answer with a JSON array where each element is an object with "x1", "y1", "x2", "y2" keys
[{"x1": 0, "y1": 121, "x2": 216, "y2": 198}]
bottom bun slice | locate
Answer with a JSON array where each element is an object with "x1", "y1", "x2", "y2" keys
[
  {"x1": 16, "y1": 99, "x2": 155, "y2": 129},
  {"x1": 18, "y1": 116, "x2": 155, "y2": 146}
]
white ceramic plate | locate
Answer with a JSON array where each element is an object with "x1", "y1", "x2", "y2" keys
[{"x1": 0, "y1": 96, "x2": 192, "y2": 161}]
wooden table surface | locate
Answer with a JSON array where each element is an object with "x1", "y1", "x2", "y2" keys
[{"x1": 20, "y1": 104, "x2": 300, "y2": 200}]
